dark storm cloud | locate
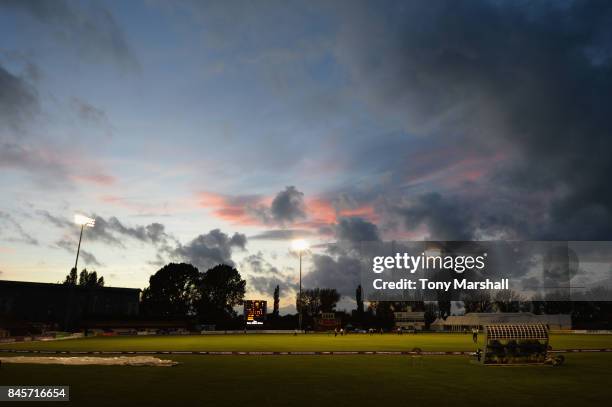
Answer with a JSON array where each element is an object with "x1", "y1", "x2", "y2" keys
[
  {"x1": 302, "y1": 254, "x2": 362, "y2": 296},
  {"x1": 0, "y1": 211, "x2": 38, "y2": 245},
  {"x1": 333, "y1": 0, "x2": 612, "y2": 240},
  {"x1": 248, "y1": 186, "x2": 306, "y2": 226},
  {"x1": 335, "y1": 217, "x2": 380, "y2": 242},
  {"x1": 0, "y1": 0, "x2": 139, "y2": 71},
  {"x1": 395, "y1": 193, "x2": 474, "y2": 240},
  {"x1": 271, "y1": 186, "x2": 306, "y2": 223},
  {"x1": 170, "y1": 229, "x2": 247, "y2": 271},
  {"x1": 302, "y1": 217, "x2": 379, "y2": 296},
  {"x1": 0, "y1": 63, "x2": 38, "y2": 134}
]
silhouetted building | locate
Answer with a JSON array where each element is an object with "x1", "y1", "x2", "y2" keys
[
  {"x1": 0, "y1": 280, "x2": 140, "y2": 332},
  {"x1": 394, "y1": 311, "x2": 426, "y2": 330}
]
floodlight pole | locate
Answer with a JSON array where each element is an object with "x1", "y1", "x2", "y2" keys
[
  {"x1": 74, "y1": 224, "x2": 84, "y2": 273},
  {"x1": 298, "y1": 250, "x2": 302, "y2": 332}
]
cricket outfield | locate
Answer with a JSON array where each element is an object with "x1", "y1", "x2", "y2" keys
[
  {"x1": 2, "y1": 332, "x2": 611, "y2": 352},
  {"x1": 1, "y1": 333, "x2": 611, "y2": 406}
]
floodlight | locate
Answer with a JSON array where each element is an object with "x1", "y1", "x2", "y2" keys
[
  {"x1": 291, "y1": 239, "x2": 309, "y2": 334},
  {"x1": 291, "y1": 239, "x2": 309, "y2": 252},
  {"x1": 72, "y1": 213, "x2": 95, "y2": 274},
  {"x1": 74, "y1": 214, "x2": 95, "y2": 227}
]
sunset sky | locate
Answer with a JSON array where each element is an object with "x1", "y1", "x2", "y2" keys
[{"x1": 1, "y1": 0, "x2": 611, "y2": 312}]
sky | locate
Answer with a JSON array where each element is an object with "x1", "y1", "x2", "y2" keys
[{"x1": 1, "y1": 0, "x2": 612, "y2": 313}]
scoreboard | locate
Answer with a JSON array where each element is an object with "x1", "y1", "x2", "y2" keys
[{"x1": 244, "y1": 300, "x2": 267, "y2": 325}]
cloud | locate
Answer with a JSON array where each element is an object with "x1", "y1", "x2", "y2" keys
[
  {"x1": 38, "y1": 212, "x2": 249, "y2": 273},
  {"x1": 70, "y1": 97, "x2": 114, "y2": 137},
  {"x1": 170, "y1": 229, "x2": 247, "y2": 271},
  {"x1": 199, "y1": 186, "x2": 307, "y2": 227},
  {"x1": 1, "y1": 0, "x2": 139, "y2": 71},
  {"x1": 299, "y1": 217, "x2": 379, "y2": 296},
  {"x1": 249, "y1": 229, "x2": 313, "y2": 241},
  {"x1": 56, "y1": 238, "x2": 102, "y2": 267},
  {"x1": 0, "y1": 142, "x2": 116, "y2": 188},
  {"x1": 303, "y1": 254, "x2": 363, "y2": 297},
  {"x1": 103, "y1": 217, "x2": 172, "y2": 246},
  {"x1": 198, "y1": 191, "x2": 265, "y2": 226},
  {"x1": 0, "y1": 62, "x2": 39, "y2": 135},
  {"x1": 0, "y1": 211, "x2": 38, "y2": 245},
  {"x1": 335, "y1": 217, "x2": 380, "y2": 242},
  {"x1": 39, "y1": 212, "x2": 249, "y2": 271},
  {"x1": 394, "y1": 193, "x2": 475, "y2": 241},
  {"x1": 249, "y1": 275, "x2": 297, "y2": 297},
  {"x1": 269, "y1": 186, "x2": 306, "y2": 224},
  {"x1": 247, "y1": 186, "x2": 307, "y2": 226},
  {"x1": 39, "y1": 211, "x2": 175, "y2": 249},
  {"x1": 241, "y1": 251, "x2": 298, "y2": 296},
  {"x1": 36, "y1": 210, "x2": 72, "y2": 229},
  {"x1": 241, "y1": 252, "x2": 280, "y2": 275},
  {"x1": 1, "y1": 52, "x2": 115, "y2": 189},
  {"x1": 332, "y1": 0, "x2": 612, "y2": 240}
]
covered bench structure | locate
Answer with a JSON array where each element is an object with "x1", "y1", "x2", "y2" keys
[{"x1": 477, "y1": 324, "x2": 549, "y2": 365}]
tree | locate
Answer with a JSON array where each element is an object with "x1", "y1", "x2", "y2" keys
[
  {"x1": 367, "y1": 301, "x2": 395, "y2": 328},
  {"x1": 79, "y1": 269, "x2": 104, "y2": 287},
  {"x1": 319, "y1": 288, "x2": 341, "y2": 312},
  {"x1": 356, "y1": 285, "x2": 364, "y2": 322},
  {"x1": 140, "y1": 263, "x2": 201, "y2": 317},
  {"x1": 296, "y1": 288, "x2": 340, "y2": 317},
  {"x1": 63, "y1": 268, "x2": 78, "y2": 285},
  {"x1": 463, "y1": 291, "x2": 493, "y2": 313},
  {"x1": 63, "y1": 268, "x2": 104, "y2": 287},
  {"x1": 424, "y1": 302, "x2": 438, "y2": 328},
  {"x1": 437, "y1": 300, "x2": 452, "y2": 319},
  {"x1": 494, "y1": 290, "x2": 524, "y2": 312},
  {"x1": 197, "y1": 264, "x2": 246, "y2": 325},
  {"x1": 273, "y1": 285, "x2": 280, "y2": 317}
]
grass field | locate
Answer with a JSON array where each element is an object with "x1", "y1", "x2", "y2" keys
[
  {"x1": 1, "y1": 353, "x2": 611, "y2": 406},
  {"x1": 2, "y1": 332, "x2": 612, "y2": 352},
  {"x1": 1, "y1": 334, "x2": 612, "y2": 406}
]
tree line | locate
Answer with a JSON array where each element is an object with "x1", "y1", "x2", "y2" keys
[{"x1": 63, "y1": 263, "x2": 612, "y2": 329}]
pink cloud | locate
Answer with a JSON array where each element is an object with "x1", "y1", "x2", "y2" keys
[
  {"x1": 402, "y1": 151, "x2": 509, "y2": 189},
  {"x1": 71, "y1": 173, "x2": 116, "y2": 186},
  {"x1": 197, "y1": 191, "x2": 266, "y2": 226},
  {"x1": 197, "y1": 191, "x2": 381, "y2": 232},
  {"x1": 297, "y1": 197, "x2": 380, "y2": 230}
]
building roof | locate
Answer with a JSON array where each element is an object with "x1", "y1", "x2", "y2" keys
[
  {"x1": 0, "y1": 279, "x2": 140, "y2": 293},
  {"x1": 394, "y1": 312, "x2": 425, "y2": 318},
  {"x1": 485, "y1": 324, "x2": 549, "y2": 340},
  {"x1": 431, "y1": 312, "x2": 571, "y2": 326}
]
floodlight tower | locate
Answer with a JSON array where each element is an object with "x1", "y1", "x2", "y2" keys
[
  {"x1": 73, "y1": 214, "x2": 95, "y2": 273},
  {"x1": 291, "y1": 239, "x2": 309, "y2": 332}
]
